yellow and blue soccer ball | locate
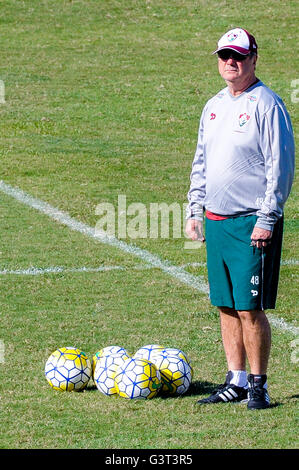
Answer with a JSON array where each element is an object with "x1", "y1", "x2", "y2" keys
[
  {"x1": 154, "y1": 347, "x2": 191, "y2": 365},
  {"x1": 45, "y1": 347, "x2": 91, "y2": 392},
  {"x1": 92, "y1": 345, "x2": 129, "y2": 379},
  {"x1": 150, "y1": 353, "x2": 192, "y2": 396},
  {"x1": 95, "y1": 345, "x2": 129, "y2": 358},
  {"x1": 133, "y1": 344, "x2": 164, "y2": 362},
  {"x1": 114, "y1": 357, "x2": 162, "y2": 399},
  {"x1": 94, "y1": 353, "x2": 130, "y2": 396}
]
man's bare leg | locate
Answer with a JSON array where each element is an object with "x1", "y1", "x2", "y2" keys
[
  {"x1": 238, "y1": 310, "x2": 271, "y2": 375},
  {"x1": 219, "y1": 307, "x2": 246, "y2": 371}
]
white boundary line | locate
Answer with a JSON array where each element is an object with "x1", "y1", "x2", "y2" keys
[
  {"x1": 0, "y1": 264, "x2": 152, "y2": 276},
  {"x1": 1, "y1": 259, "x2": 298, "y2": 276},
  {"x1": 181, "y1": 260, "x2": 299, "y2": 268},
  {"x1": 280, "y1": 259, "x2": 299, "y2": 266},
  {"x1": 0, "y1": 180, "x2": 297, "y2": 336},
  {"x1": 0, "y1": 265, "x2": 127, "y2": 276},
  {"x1": 267, "y1": 315, "x2": 299, "y2": 336}
]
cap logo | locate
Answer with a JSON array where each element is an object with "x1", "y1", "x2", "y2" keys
[{"x1": 227, "y1": 32, "x2": 238, "y2": 42}]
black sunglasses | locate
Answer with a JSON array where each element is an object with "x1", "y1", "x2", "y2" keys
[{"x1": 217, "y1": 50, "x2": 249, "y2": 61}]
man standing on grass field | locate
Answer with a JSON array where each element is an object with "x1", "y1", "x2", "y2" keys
[{"x1": 186, "y1": 28, "x2": 294, "y2": 409}]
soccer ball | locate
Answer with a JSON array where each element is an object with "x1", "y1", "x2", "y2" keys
[
  {"x1": 45, "y1": 347, "x2": 91, "y2": 392},
  {"x1": 152, "y1": 347, "x2": 193, "y2": 378},
  {"x1": 94, "y1": 353, "x2": 130, "y2": 396},
  {"x1": 92, "y1": 345, "x2": 129, "y2": 378},
  {"x1": 133, "y1": 344, "x2": 164, "y2": 362},
  {"x1": 150, "y1": 353, "x2": 192, "y2": 396},
  {"x1": 154, "y1": 347, "x2": 191, "y2": 365},
  {"x1": 114, "y1": 357, "x2": 162, "y2": 399},
  {"x1": 96, "y1": 345, "x2": 129, "y2": 358}
]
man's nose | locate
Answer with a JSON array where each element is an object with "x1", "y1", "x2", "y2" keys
[{"x1": 227, "y1": 56, "x2": 236, "y2": 64}]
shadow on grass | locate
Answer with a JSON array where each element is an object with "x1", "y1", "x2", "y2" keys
[
  {"x1": 185, "y1": 380, "x2": 219, "y2": 397},
  {"x1": 85, "y1": 381, "x2": 286, "y2": 407},
  {"x1": 86, "y1": 380, "x2": 219, "y2": 399},
  {"x1": 157, "y1": 380, "x2": 219, "y2": 400},
  {"x1": 288, "y1": 394, "x2": 299, "y2": 400},
  {"x1": 86, "y1": 383, "x2": 98, "y2": 392},
  {"x1": 268, "y1": 402, "x2": 282, "y2": 409}
]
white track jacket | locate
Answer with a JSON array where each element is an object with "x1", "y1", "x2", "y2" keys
[{"x1": 186, "y1": 80, "x2": 295, "y2": 231}]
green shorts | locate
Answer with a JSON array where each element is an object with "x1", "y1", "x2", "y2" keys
[{"x1": 205, "y1": 215, "x2": 283, "y2": 311}]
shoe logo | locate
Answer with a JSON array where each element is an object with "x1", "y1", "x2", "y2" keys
[
  {"x1": 219, "y1": 387, "x2": 239, "y2": 402},
  {"x1": 210, "y1": 113, "x2": 216, "y2": 120}
]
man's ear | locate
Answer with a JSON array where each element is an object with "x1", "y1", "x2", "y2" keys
[{"x1": 252, "y1": 54, "x2": 258, "y2": 70}]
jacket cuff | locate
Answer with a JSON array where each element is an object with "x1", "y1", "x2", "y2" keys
[
  {"x1": 185, "y1": 204, "x2": 203, "y2": 221},
  {"x1": 255, "y1": 218, "x2": 275, "y2": 232}
]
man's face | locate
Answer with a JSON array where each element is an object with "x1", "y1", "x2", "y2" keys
[{"x1": 218, "y1": 50, "x2": 257, "y2": 85}]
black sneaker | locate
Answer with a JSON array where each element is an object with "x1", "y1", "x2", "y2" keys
[
  {"x1": 247, "y1": 374, "x2": 270, "y2": 410},
  {"x1": 197, "y1": 371, "x2": 248, "y2": 405}
]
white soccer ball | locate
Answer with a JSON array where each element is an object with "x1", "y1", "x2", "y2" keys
[
  {"x1": 92, "y1": 345, "x2": 129, "y2": 379},
  {"x1": 150, "y1": 353, "x2": 192, "y2": 396},
  {"x1": 153, "y1": 347, "x2": 192, "y2": 368},
  {"x1": 96, "y1": 345, "x2": 129, "y2": 358},
  {"x1": 114, "y1": 357, "x2": 162, "y2": 399},
  {"x1": 133, "y1": 344, "x2": 164, "y2": 362},
  {"x1": 94, "y1": 353, "x2": 130, "y2": 396},
  {"x1": 45, "y1": 347, "x2": 91, "y2": 392}
]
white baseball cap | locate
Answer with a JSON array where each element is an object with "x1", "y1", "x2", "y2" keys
[{"x1": 213, "y1": 28, "x2": 258, "y2": 55}]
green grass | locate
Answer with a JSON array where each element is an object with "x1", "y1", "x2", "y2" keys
[{"x1": 0, "y1": 0, "x2": 298, "y2": 449}]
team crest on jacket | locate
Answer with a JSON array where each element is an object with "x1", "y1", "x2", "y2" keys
[{"x1": 239, "y1": 113, "x2": 250, "y2": 127}]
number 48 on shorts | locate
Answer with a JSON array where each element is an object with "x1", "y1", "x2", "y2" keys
[{"x1": 250, "y1": 275, "x2": 260, "y2": 285}]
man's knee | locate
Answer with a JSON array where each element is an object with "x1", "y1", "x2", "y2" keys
[
  {"x1": 237, "y1": 309, "x2": 267, "y2": 325},
  {"x1": 218, "y1": 306, "x2": 239, "y2": 317}
]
